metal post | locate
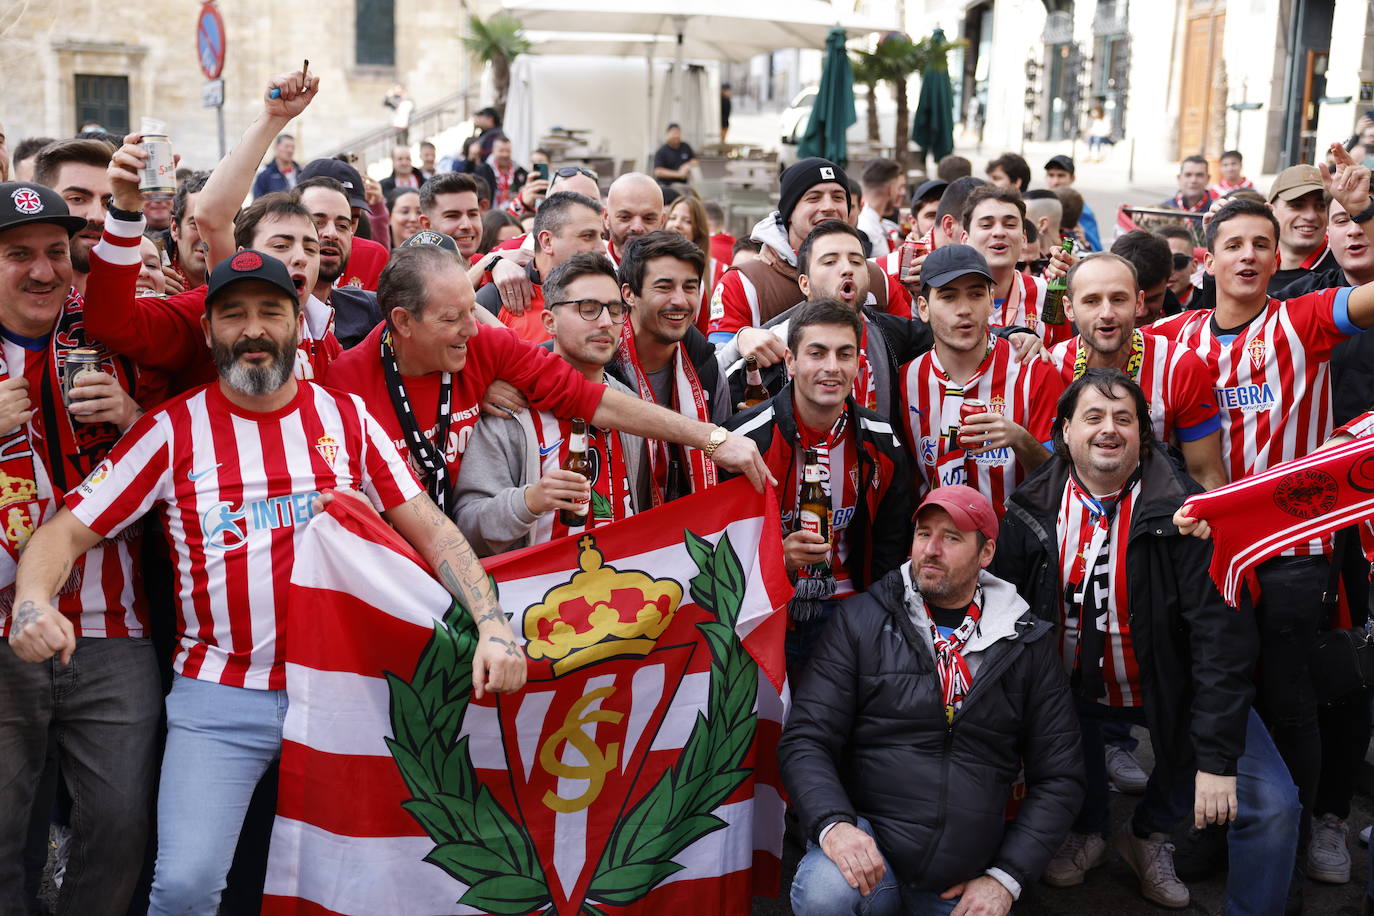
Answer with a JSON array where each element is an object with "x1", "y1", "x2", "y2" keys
[
  {"x1": 1129, "y1": 137, "x2": 1135, "y2": 185},
  {"x1": 216, "y1": 85, "x2": 226, "y2": 159}
]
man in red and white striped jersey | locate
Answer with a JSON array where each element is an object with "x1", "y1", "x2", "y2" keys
[
  {"x1": 13, "y1": 251, "x2": 527, "y2": 915},
  {"x1": 0, "y1": 181, "x2": 159, "y2": 914},
  {"x1": 1166, "y1": 145, "x2": 1374, "y2": 892},
  {"x1": 1050, "y1": 252, "x2": 1226, "y2": 490},
  {"x1": 900, "y1": 244, "x2": 1065, "y2": 516},
  {"x1": 958, "y1": 184, "x2": 1075, "y2": 346}
]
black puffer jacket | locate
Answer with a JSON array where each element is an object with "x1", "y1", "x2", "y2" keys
[
  {"x1": 991, "y1": 446, "x2": 1258, "y2": 782},
  {"x1": 779, "y1": 567, "x2": 1084, "y2": 892}
]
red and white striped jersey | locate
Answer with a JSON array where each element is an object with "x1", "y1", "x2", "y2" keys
[
  {"x1": 900, "y1": 336, "x2": 1065, "y2": 516},
  {"x1": 65, "y1": 381, "x2": 421, "y2": 689},
  {"x1": 0, "y1": 334, "x2": 145, "y2": 639},
  {"x1": 1336, "y1": 410, "x2": 1374, "y2": 440},
  {"x1": 1146, "y1": 288, "x2": 1359, "y2": 553},
  {"x1": 1055, "y1": 477, "x2": 1142, "y2": 707},
  {"x1": 1047, "y1": 332, "x2": 1222, "y2": 444}
]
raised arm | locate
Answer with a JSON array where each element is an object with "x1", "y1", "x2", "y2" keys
[
  {"x1": 197, "y1": 68, "x2": 320, "y2": 268},
  {"x1": 383, "y1": 493, "x2": 526, "y2": 697},
  {"x1": 1323, "y1": 144, "x2": 1374, "y2": 329},
  {"x1": 11, "y1": 509, "x2": 105, "y2": 663}
]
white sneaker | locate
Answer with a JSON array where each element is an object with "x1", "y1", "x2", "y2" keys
[
  {"x1": 1115, "y1": 831, "x2": 1190, "y2": 908},
  {"x1": 1307, "y1": 813, "x2": 1351, "y2": 884},
  {"x1": 1105, "y1": 743, "x2": 1148, "y2": 794},
  {"x1": 1043, "y1": 831, "x2": 1108, "y2": 887}
]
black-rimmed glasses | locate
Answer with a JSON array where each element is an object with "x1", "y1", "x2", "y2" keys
[{"x1": 548, "y1": 298, "x2": 629, "y2": 322}]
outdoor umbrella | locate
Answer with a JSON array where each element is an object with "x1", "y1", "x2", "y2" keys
[
  {"x1": 798, "y1": 27, "x2": 857, "y2": 167},
  {"x1": 912, "y1": 28, "x2": 955, "y2": 162}
]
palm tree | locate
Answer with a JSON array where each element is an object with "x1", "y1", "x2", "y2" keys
[
  {"x1": 463, "y1": 14, "x2": 531, "y2": 120},
  {"x1": 873, "y1": 33, "x2": 921, "y2": 162},
  {"x1": 850, "y1": 51, "x2": 883, "y2": 145}
]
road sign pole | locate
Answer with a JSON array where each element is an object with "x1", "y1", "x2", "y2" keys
[{"x1": 217, "y1": 86, "x2": 226, "y2": 159}]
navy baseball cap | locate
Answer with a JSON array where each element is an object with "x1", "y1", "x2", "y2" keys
[
  {"x1": 921, "y1": 244, "x2": 994, "y2": 288},
  {"x1": 1044, "y1": 155, "x2": 1075, "y2": 175},
  {"x1": 0, "y1": 182, "x2": 87, "y2": 236},
  {"x1": 205, "y1": 250, "x2": 300, "y2": 311},
  {"x1": 911, "y1": 178, "x2": 948, "y2": 206},
  {"x1": 299, "y1": 158, "x2": 369, "y2": 210}
]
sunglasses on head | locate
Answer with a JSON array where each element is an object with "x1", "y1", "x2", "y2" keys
[{"x1": 554, "y1": 166, "x2": 599, "y2": 181}]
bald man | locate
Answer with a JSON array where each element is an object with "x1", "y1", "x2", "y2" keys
[{"x1": 605, "y1": 173, "x2": 664, "y2": 265}]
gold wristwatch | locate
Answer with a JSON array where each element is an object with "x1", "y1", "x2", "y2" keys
[{"x1": 703, "y1": 425, "x2": 729, "y2": 459}]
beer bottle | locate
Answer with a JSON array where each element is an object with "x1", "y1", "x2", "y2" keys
[
  {"x1": 558, "y1": 418, "x2": 592, "y2": 527},
  {"x1": 797, "y1": 448, "x2": 831, "y2": 576},
  {"x1": 1039, "y1": 237, "x2": 1075, "y2": 326},
  {"x1": 740, "y1": 356, "x2": 769, "y2": 408},
  {"x1": 664, "y1": 458, "x2": 689, "y2": 503}
]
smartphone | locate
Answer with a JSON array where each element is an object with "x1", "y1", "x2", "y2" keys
[{"x1": 535, "y1": 162, "x2": 550, "y2": 182}]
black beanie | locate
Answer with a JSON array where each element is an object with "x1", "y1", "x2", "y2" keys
[{"x1": 778, "y1": 157, "x2": 850, "y2": 228}]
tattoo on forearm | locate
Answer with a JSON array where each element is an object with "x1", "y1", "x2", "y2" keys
[
  {"x1": 13, "y1": 600, "x2": 39, "y2": 631},
  {"x1": 488, "y1": 636, "x2": 521, "y2": 658},
  {"x1": 477, "y1": 608, "x2": 508, "y2": 626}
]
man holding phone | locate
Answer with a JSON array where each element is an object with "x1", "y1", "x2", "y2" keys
[{"x1": 506, "y1": 160, "x2": 550, "y2": 220}]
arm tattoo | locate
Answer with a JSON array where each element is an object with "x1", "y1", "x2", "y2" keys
[
  {"x1": 487, "y1": 635, "x2": 521, "y2": 658},
  {"x1": 477, "y1": 608, "x2": 508, "y2": 626},
  {"x1": 13, "y1": 600, "x2": 40, "y2": 631}
]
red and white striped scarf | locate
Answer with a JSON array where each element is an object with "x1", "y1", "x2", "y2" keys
[
  {"x1": 529, "y1": 410, "x2": 631, "y2": 543},
  {"x1": 615, "y1": 324, "x2": 716, "y2": 503},
  {"x1": 927, "y1": 590, "x2": 983, "y2": 724}
]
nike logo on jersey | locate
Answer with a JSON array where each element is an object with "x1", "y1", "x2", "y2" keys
[
  {"x1": 538, "y1": 439, "x2": 563, "y2": 457},
  {"x1": 188, "y1": 464, "x2": 223, "y2": 482}
]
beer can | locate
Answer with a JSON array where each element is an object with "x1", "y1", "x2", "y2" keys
[
  {"x1": 139, "y1": 118, "x2": 176, "y2": 201},
  {"x1": 62, "y1": 348, "x2": 102, "y2": 405},
  {"x1": 959, "y1": 398, "x2": 989, "y2": 425},
  {"x1": 899, "y1": 236, "x2": 928, "y2": 286}
]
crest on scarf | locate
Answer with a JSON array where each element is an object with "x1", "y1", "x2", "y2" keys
[
  {"x1": 1273, "y1": 468, "x2": 1338, "y2": 519},
  {"x1": 0, "y1": 470, "x2": 37, "y2": 509}
]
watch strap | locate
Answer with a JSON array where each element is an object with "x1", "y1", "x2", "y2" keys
[
  {"x1": 1351, "y1": 198, "x2": 1374, "y2": 224},
  {"x1": 107, "y1": 204, "x2": 144, "y2": 222},
  {"x1": 702, "y1": 426, "x2": 727, "y2": 460}
]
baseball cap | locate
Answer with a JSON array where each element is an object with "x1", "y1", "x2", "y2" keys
[
  {"x1": 911, "y1": 178, "x2": 948, "y2": 206},
  {"x1": 916, "y1": 485, "x2": 999, "y2": 541},
  {"x1": 1268, "y1": 165, "x2": 1323, "y2": 203},
  {"x1": 205, "y1": 250, "x2": 300, "y2": 311},
  {"x1": 0, "y1": 182, "x2": 88, "y2": 237},
  {"x1": 299, "y1": 158, "x2": 368, "y2": 210},
  {"x1": 399, "y1": 229, "x2": 459, "y2": 253},
  {"x1": 1044, "y1": 155, "x2": 1075, "y2": 175},
  {"x1": 920, "y1": 243, "x2": 994, "y2": 289}
]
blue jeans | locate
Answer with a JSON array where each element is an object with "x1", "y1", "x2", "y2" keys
[
  {"x1": 790, "y1": 817, "x2": 959, "y2": 916},
  {"x1": 148, "y1": 674, "x2": 287, "y2": 916},
  {"x1": 0, "y1": 638, "x2": 160, "y2": 916}
]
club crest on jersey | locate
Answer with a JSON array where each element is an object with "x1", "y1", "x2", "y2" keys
[
  {"x1": 1248, "y1": 336, "x2": 1266, "y2": 372},
  {"x1": 989, "y1": 396, "x2": 1007, "y2": 415},
  {"x1": 315, "y1": 434, "x2": 339, "y2": 466}
]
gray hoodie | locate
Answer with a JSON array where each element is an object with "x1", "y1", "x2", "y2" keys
[
  {"x1": 898, "y1": 562, "x2": 1033, "y2": 680},
  {"x1": 453, "y1": 373, "x2": 652, "y2": 555}
]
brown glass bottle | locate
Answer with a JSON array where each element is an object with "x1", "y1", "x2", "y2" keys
[
  {"x1": 558, "y1": 418, "x2": 592, "y2": 527},
  {"x1": 664, "y1": 458, "x2": 689, "y2": 502},
  {"x1": 797, "y1": 448, "x2": 831, "y2": 576},
  {"x1": 740, "y1": 356, "x2": 769, "y2": 408}
]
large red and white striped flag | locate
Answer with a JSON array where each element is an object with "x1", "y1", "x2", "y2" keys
[{"x1": 261, "y1": 478, "x2": 792, "y2": 915}]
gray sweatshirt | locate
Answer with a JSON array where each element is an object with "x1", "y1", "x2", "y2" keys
[{"x1": 453, "y1": 373, "x2": 652, "y2": 555}]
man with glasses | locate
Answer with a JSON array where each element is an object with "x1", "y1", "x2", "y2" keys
[{"x1": 455, "y1": 253, "x2": 652, "y2": 554}]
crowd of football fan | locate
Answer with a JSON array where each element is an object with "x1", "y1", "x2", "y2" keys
[{"x1": 6, "y1": 65, "x2": 1374, "y2": 916}]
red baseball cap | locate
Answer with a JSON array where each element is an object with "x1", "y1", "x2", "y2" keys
[{"x1": 915, "y1": 485, "x2": 999, "y2": 541}]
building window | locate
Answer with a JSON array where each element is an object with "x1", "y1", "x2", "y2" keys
[
  {"x1": 74, "y1": 75, "x2": 129, "y2": 135},
  {"x1": 356, "y1": 0, "x2": 395, "y2": 67}
]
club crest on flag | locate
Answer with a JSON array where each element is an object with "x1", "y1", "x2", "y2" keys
[
  {"x1": 384, "y1": 528, "x2": 766, "y2": 915},
  {"x1": 314, "y1": 434, "x2": 339, "y2": 466}
]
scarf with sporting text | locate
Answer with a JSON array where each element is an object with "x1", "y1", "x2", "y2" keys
[
  {"x1": 529, "y1": 409, "x2": 632, "y2": 543},
  {"x1": 615, "y1": 323, "x2": 716, "y2": 503}
]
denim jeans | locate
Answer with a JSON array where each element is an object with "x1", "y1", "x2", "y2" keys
[
  {"x1": 147, "y1": 674, "x2": 287, "y2": 916},
  {"x1": 0, "y1": 638, "x2": 160, "y2": 916},
  {"x1": 790, "y1": 817, "x2": 960, "y2": 916},
  {"x1": 1252, "y1": 555, "x2": 1326, "y2": 850},
  {"x1": 1184, "y1": 710, "x2": 1301, "y2": 916},
  {"x1": 1073, "y1": 701, "x2": 1180, "y2": 837}
]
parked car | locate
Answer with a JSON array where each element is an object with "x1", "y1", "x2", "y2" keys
[{"x1": 778, "y1": 85, "x2": 900, "y2": 168}]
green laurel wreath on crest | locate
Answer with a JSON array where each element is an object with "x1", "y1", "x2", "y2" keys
[{"x1": 386, "y1": 529, "x2": 759, "y2": 915}]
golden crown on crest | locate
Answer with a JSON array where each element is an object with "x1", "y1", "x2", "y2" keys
[{"x1": 523, "y1": 535, "x2": 683, "y2": 676}]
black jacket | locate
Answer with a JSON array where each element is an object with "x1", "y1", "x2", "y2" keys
[
  {"x1": 722, "y1": 303, "x2": 932, "y2": 420},
  {"x1": 723, "y1": 384, "x2": 912, "y2": 591},
  {"x1": 1275, "y1": 267, "x2": 1372, "y2": 424},
  {"x1": 330, "y1": 287, "x2": 381, "y2": 350},
  {"x1": 779, "y1": 568, "x2": 1084, "y2": 892},
  {"x1": 607, "y1": 324, "x2": 730, "y2": 425},
  {"x1": 991, "y1": 447, "x2": 1258, "y2": 780}
]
